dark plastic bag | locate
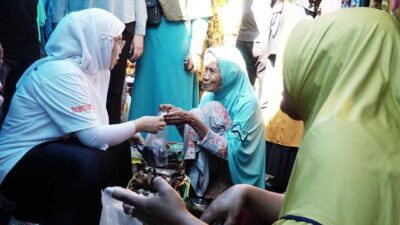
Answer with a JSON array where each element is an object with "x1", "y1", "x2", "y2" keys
[{"x1": 142, "y1": 127, "x2": 168, "y2": 167}]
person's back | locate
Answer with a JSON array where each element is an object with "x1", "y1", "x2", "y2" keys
[{"x1": 277, "y1": 8, "x2": 400, "y2": 225}]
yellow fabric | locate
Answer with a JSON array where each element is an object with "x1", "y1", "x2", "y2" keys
[
  {"x1": 263, "y1": 0, "x2": 311, "y2": 147},
  {"x1": 279, "y1": 8, "x2": 400, "y2": 225},
  {"x1": 265, "y1": 110, "x2": 303, "y2": 147}
]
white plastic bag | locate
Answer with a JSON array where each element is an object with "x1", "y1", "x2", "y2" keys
[
  {"x1": 100, "y1": 191, "x2": 142, "y2": 225},
  {"x1": 142, "y1": 120, "x2": 168, "y2": 167}
]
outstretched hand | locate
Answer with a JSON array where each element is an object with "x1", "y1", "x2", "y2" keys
[
  {"x1": 107, "y1": 177, "x2": 204, "y2": 225},
  {"x1": 200, "y1": 185, "x2": 249, "y2": 225},
  {"x1": 159, "y1": 104, "x2": 181, "y2": 113},
  {"x1": 136, "y1": 116, "x2": 166, "y2": 134},
  {"x1": 163, "y1": 109, "x2": 193, "y2": 126}
]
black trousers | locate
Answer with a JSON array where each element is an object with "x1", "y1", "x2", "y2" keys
[
  {"x1": 106, "y1": 22, "x2": 135, "y2": 125},
  {"x1": 236, "y1": 40, "x2": 266, "y2": 86},
  {"x1": 265, "y1": 141, "x2": 298, "y2": 193},
  {"x1": 0, "y1": 141, "x2": 105, "y2": 225},
  {"x1": 105, "y1": 22, "x2": 136, "y2": 188}
]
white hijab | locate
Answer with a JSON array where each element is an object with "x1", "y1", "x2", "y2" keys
[{"x1": 17, "y1": 8, "x2": 125, "y2": 124}]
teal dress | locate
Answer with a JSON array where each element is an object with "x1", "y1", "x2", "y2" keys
[
  {"x1": 129, "y1": 17, "x2": 200, "y2": 142},
  {"x1": 200, "y1": 46, "x2": 266, "y2": 189}
]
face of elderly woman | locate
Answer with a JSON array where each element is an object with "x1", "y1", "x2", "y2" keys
[
  {"x1": 109, "y1": 34, "x2": 124, "y2": 70},
  {"x1": 202, "y1": 53, "x2": 222, "y2": 92}
]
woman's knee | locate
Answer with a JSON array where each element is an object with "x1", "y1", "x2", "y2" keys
[{"x1": 43, "y1": 142, "x2": 105, "y2": 188}]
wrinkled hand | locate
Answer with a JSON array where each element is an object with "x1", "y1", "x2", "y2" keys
[
  {"x1": 200, "y1": 185, "x2": 249, "y2": 225},
  {"x1": 163, "y1": 109, "x2": 193, "y2": 126},
  {"x1": 159, "y1": 104, "x2": 181, "y2": 113},
  {"x1": 137, "y1": 116, "x2": 166, "y2": 134},
  {"x1": 109, "y1": 177, "x2": 192, "y2": 225},
  {"x1": 129, "y1": 34, "x2": 144, "y2": 62},
  {"x1": 184, "y1": 52, "x2": 201, "y2": 74}
]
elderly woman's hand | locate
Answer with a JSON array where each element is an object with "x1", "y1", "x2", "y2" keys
[
  {"x1": 163, "y1": 109, "x2": 194, "y2": 126},
  {"x1": 108, "y1": 177, "x2": 205, "y2": 225},
  {"x1": 136, "y1": 116, "x2": 166, "y2": 134},
  {"x1": 159, "y1": 104, "x2": 181, "y2": 113}
]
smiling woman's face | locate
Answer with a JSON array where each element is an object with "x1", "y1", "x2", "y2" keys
[{"x1": 202, "y1": 53, "x2": 222, "y2": 92}]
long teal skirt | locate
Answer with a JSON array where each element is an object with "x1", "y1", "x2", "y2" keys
[{"x1": 128, "y1": 17, "x2": 199, "y2": 142}]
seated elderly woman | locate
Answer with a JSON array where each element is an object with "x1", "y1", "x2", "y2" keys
[
  {"x1": 160, "y1": 46, "x2": 266, "y2": 198},
  {"x1": 0, "y1": 9, "x2": 165, "y2": 225}
]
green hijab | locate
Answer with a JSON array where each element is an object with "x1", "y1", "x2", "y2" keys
[
  {"x1": 200, "y1": 46, "x2": 266, "y2": 188},
  {"x1": 278, "y1": 8, "x2": 400, "y2": 225}
]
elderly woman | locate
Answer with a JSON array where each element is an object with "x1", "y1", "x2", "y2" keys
[
  {"x1": 161, "y1": 46, "x2": 266, "y2": 198},
  {"x1": 109, "y1": 8, "x2": 400, "y2": 225},
  {"x1": 0, "y1": 9, "x2": 165, "y2": 225}
]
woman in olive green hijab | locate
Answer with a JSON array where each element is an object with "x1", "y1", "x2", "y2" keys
[
  {"x1": 109, "y1": 8, "x2": 400, "y2": 225},
  {"x1": 276, "y1": 7, "x2": 400, "y2": 225}
]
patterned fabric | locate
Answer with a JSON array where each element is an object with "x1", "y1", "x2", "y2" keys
[
  {"x1": 184, "y1": 101, "x2": 231, "y2": 196},
  {"x1": 205, "y1": 0, "x2": 226, "y2": 47},
  {"x1": 183, "y1": 101, "x2": 231, "y2": 160}
]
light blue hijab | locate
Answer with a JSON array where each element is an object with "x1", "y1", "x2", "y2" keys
[{"x1": 200, "y1": 46, "x2": 266, "y2": 188}]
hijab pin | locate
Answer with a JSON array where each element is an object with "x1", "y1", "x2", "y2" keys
[{"x1": 100, "y1": 33, "x2": 114, "y2": 40}]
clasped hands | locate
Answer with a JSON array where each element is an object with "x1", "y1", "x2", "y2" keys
[{"x1": 160, "y1": 104, "x2": 195, "y2": 126}]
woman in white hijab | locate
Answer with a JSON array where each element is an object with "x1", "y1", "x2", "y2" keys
[{"x1": 0, "y1": 9, "x2": 165, "y2": 225}]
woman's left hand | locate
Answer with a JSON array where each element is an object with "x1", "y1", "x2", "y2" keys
[
  {"x1": 129, "y1": 34, "x2": 144, "y2": 61},
  {"x1": 163, "y1": 109, "x2": 193, "y2": 125},
  {"x1": 184, "y1": 52, "x2": 201, "y2": 74}
]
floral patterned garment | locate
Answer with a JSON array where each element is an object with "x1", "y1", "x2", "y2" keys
[{"x1": 183, "y1": 101, "x2": 231, "y2": 160}]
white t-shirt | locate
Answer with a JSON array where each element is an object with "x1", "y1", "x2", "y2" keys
[{"x1": 0, "y1": 59, "x2": 105, "y2": 184}]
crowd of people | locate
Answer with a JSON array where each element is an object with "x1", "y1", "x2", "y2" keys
[{"x1": 0, "y1": 0, "x2": 399, "y2": 225}]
